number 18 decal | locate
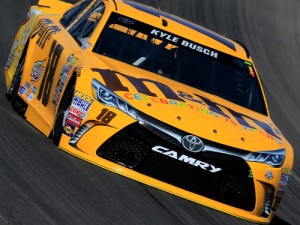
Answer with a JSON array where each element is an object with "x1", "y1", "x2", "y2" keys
[
  {"x1": 37, "y1": 40, "x2": 64, "y2": 106},
  {"x1": 97, "y1": 108, "x2": 116, "y2": 124}
]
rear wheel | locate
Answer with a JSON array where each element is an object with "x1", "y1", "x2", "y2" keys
[
  {"x1": 7, "y1": 42, "x2": 28, "y2": 101},
  {"x1": 52, "y1": 81, "x2": 75, "y2": 145}
]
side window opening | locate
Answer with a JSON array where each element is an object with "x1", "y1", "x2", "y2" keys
[
  {"x1": 68, "y1": 0, "x2": 105, "y2": 45},
  {"x1": 60, "y1": 0, "x2": 93, "y2": 28}
]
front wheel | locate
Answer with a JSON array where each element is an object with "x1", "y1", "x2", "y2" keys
[{"x1": 52, "y1": 83, "x2": 75, "y2": 145}]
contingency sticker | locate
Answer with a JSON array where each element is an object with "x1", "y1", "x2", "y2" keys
[
  {"x1": 63, "y1": 122, "x2": 76, "y2": 138},
  {"x1": 18, "y1": 82, "x2": 38, "y2": 102},
  {"x1": 52, "y1": 54, "x2": 79, "y2": 105},
  {"x1": 69, "y1": 106, "x2": 87, "y2": 119},
  {"x1": 66, "y1": 113, "x2": 82, "y2": 128},
  {"x1": 62, "y1": 90, "x2": 93, "y2": 137},
  {"x1": 71, "y1": 90, "x2": 94, "y2": 113}
]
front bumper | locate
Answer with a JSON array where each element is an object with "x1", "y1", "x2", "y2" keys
[{"x1": 58, "y1": 107, "x2": 291, "y2": 224}]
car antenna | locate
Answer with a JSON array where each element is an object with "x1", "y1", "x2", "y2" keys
[{"x1": 158, "y1": 0, "x2": 165, "y2": 11}]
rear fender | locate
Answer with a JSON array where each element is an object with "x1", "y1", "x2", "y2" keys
[{"x1": 4, "y1": 8, "x2": 42, "y2": 91}]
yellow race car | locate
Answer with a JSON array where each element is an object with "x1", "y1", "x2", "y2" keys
[{"x1": 4, "y1": 0, "x2": 294, "y2": 223}]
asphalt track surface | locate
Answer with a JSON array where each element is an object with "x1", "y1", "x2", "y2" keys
[{"x1": 0, "y1": 0, "x2": 299, "y2": 225}]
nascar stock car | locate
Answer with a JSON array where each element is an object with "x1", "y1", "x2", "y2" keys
[{"x1": 4, "y1": 0, "x2": 293, "y2": 223}]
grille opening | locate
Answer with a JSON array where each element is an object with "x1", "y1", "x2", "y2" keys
[
  {"x1": 97, "y1": 122, "x2": 256, "y2": 211},
  {"x1": 97, "y1": 130, "x2": 149, "y2": 168}
]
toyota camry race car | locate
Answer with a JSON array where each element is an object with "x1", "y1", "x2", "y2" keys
[{"x1": 4, "y1": 0, "x2": 294, "y2": 223}]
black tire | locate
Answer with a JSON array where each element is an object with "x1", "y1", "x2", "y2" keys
[
  {"x1": 52, "y1": 82, "x2": 75, "y2": 145},
  {"x1": 7, "y1": 42, "x2": 28, "y2": 101}
]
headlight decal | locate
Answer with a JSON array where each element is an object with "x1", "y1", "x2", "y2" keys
[
  {"x1": 245, "y1": 149, "x2": 286, "y2": 168},
  {"x1": 92, "y1": 78, "x2": 138, "y2": 120}
]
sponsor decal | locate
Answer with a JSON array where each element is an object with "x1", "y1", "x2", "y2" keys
[
  {"x1": 69, "y1": 106, "x2": 87, "y2": 119},
  {"x1": 152, "y1": 146, "x2": 222, "y2": 173},
  {"x1": 52, "y1": 54, "x2": 79, "y2": 105},
  {"x1": 66, "y1": 113, "x2": 82, "y2": 127},
  {"x1": 91, "y1": 69, "x2": 283, "y2": 144},
  {"x1": 76, "y1": 66, "x2": 83, "y2": 77},
  {"x1": 25, "y1": 82, "x2": 37, "y2": 94},
  {"x1": 265, "y1": 171, "x2": 274, "y2": 180},
  {"x1": 19, "y1": 82, "x2": 38, "y2": 101},
  {"x1": 63, "y1": 122, "x2": 76, "y2": 137},
  {"x1": 27, "y1": 93, "x2": 34, "y2": 102},
  {"x1": 123, "y1": 92, "x2": 282, "y2": 144},
  {"x1": 19, "y1": 86, "x2": 26, "y2": 95},
  {"x1": 69, "y1": 90, "x2": 93, "y2": 122},
  {"x1": 74, "y1": 90, "x2": 94, "y2": 104},
  {"x1": 62, "y1": 91, "x2": 94, "y2": 129},
  {"x1": 31, "y1": 18, "x2": 62, "y2": 49},
  {"x1": 72, "y1": 96, "x2": 92, "y2": 112},
  {"x1": 31, "y1": 59, "x2": 46, "y2": 82},
  {"x1": 25, "y1": 89, "x2": 31, "y2": 99}
]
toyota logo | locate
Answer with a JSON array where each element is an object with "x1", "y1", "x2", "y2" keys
[
  {"x1": 118, "y1": 17, "x2": 134, "y2": 25},
  {"x1": 182, "y1": 135, "x2": 204, "y2": 153}
]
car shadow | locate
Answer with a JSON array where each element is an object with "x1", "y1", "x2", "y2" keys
[{"x1": 270, "y1": 215, "x2": 291, "y2": 225}]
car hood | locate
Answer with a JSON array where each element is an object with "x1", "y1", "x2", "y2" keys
[{"x1": 92, "y1": 56, "x2": 286, "y2": 151}]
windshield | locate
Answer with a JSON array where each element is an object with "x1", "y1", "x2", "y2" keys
[{"x1": 93, "y1": 12, "x2": 267, "y2": 115}]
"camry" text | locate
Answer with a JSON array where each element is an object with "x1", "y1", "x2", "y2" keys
[{"x1": 152, "y1": 146, "x2": 222, "y2": 173}]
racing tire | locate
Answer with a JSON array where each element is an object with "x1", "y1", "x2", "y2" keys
[
  {"x1": 6, "y1": 42, "x2": 28, "y2": 101},
  {"x1": 52, "y1": 81, "x2": 75, "y2": 145}
]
